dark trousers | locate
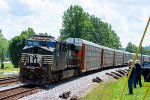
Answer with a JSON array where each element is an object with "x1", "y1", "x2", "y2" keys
[
  {"x1": 134, "y1": 74, "x2": 142, "y2": 87},
  {"x1": 128, "y1": 78, "x2": 134, "y2": 94}
]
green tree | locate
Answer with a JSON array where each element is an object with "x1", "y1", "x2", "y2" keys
[
  {"x1": 132, "y1": 44, "x2": 137, "y2": 53},
  {"x1": 21, "y1": 28, "x2": 36, "y2": 38},
  {"x1": 0, "y1": 30, "x2": 9, "y2": 69},
  {"x1": 60, "y1": 5, "x2": 92, "y2": 40},
  {"x1": 89, "y1": 15, "x2": 121, "y2": 49},
  {"x1": 126, "y1": 42, "x2": 150, "y2": 55},
  {"x1": 38, "y1": 33, "x2": 48, "y2": 36},
  {"x1": 142, "y1": 47, "x2": 150, "y2": 55},
  {"x1": 88, "y1": 15, "x2": 105, "y2": 44},
  {"x1": 126, "y1": 42, "x2": 133, "y2": 53},
  {"x1": 9, "y1": 36, "x2": 26, "y2": 68},
  {"x1": 9, "y1": 28, "x2": 36, "y2": 68},
  {"x1": 60, "y1": 5, "x2": 121, "y2": 49}
]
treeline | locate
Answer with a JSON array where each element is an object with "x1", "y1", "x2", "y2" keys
[
  {"x1": 60, "y1": 5, "x2": 121, "y2": 49},
  {"x1": 126, "y1": 42, "x2": 150, "y2": 55}
]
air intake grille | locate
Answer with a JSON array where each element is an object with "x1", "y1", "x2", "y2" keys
[
  {"x1": 21, "y1": 54, "x2": 29, "y2": 63},
  {"x1": 43, "y1": 55, "x2": 54, "y2": 65}
]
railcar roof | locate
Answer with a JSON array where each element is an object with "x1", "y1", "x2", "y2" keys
[
  {"x1": 101, "y1": 46, "x2": 115, "y2": 51},
  {"x1": 114, "y1": 49, "x2": 124, "y2": 53},
  {"x1": 143, "y1": 55, "x2": 150, "y2": 57},
  {"x1": 81, "y1": 39, "x2": 102, "y2": 48},
  {"x1": 66, "y1": 38, "x2": 102, "y2": 48},
  {"x1": 66, "y1": 38, "x2": 150, "y2": 58}
]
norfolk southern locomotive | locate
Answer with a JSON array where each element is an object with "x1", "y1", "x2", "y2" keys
[
  {"x1": 20, "y1": 35, "x2": 80, "y2": 85},
  {"x1": 19, "y1": 35, "x2": 150, "y2": 85}
]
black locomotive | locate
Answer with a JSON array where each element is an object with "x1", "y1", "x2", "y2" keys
[{"x1": 19, "y1": 35, "x2": 80, "y2": 85}]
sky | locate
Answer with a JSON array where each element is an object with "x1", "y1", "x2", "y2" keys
[{"x1": 0, "y1": 0, "x2": 150, "y2": 48}]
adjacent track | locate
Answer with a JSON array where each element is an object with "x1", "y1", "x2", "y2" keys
[
  {"x1": 0, "y1": 77, "x2": 19, "y2": 86},
  {"x1": 0, "y1": 85, "x2": 40, "y2": 100}
]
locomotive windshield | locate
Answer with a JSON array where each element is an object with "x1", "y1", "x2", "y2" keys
[
  {"x1": 26, "y1": 40, "x2": 56, "y2": 47},
  {"x1": 26, "y1": 35, "x2": 56, "y2": 47}
]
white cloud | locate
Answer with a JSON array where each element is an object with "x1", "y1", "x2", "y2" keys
[
  {"x1": 0, "y1": 0, "x2": 9, "y2": 10},
  {"x1": 79, "y1": 0, "x2": 150, "y2": 47},
  {"x1": 0, "y1": 0, "x2": 150, "y2": 48}
]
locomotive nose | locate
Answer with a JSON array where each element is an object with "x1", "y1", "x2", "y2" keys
[
  {"x1": 33, "y1": 46, "x2": 38, "y2": 54},
  {"x1": 28, "y1": 70, "x2": 35, "y2": 80}
]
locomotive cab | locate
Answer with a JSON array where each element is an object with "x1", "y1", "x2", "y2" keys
[{"x1": 19, "y1": 35, "x2": 56, "y2": 85}]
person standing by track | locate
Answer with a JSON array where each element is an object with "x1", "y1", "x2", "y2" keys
[
  {"x1": 127, "y1": 59, "x2": 136, "y2": 94},
  {"x1": 134, "y1": 60, "x2": 142, "y2": 88}
]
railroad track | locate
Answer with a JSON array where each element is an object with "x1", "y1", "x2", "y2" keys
[
  {"x1": 0, "y1": 85, "x2": 40, "y2": 100},
  {"x1": 0, "y1": 77, "x2": 19, "y2": 86}
]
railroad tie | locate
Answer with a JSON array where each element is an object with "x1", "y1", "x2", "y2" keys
[
  {"x1": 111, "y1": 71, "x2": 123, "y2": 77},
  {"x1": 59, "y1": 91, "x2": 71, "y2": 99},
  {"x1": 120, "y1": 70, "x2": 127, "y2": 74},
  {"x1": 105, "y1": 73, "x2": 120, "y2": 79},
  {"x1": 92, "y1": 77, "x2": 102, "y2": 83},
  {"x1": 122, "y1": 69, "x2": 128, "y2": 73},
  {"x1": 116, "y1": 70, "x2": 125, "y2": 75}
]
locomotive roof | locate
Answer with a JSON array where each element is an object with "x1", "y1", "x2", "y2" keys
[{"x1": 28, "y1": 35, "x2": 57, "y2": 42}]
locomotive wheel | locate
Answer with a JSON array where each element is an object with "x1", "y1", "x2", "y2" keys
[
  {"x1": 28, "y1": 71, "x2": 35, "y2": 80},
  {"x1": 74, "y1": 67, "x2": 80, "y2": 76}
]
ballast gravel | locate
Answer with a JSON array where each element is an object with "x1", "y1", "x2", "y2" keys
[
  {"x1": 19, "y1": 67, "x2": 128, "y2": 100},
  {"x1": 0, "y1": 71, "x2": 19, "y2": 76},
  {"x1": 0, "y1": 83, "x2": 24, "y2": 91}
]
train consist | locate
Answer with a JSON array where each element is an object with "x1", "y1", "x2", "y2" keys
[{"x1": 19, "y1": 35, "x2": 150, "y2": 85}]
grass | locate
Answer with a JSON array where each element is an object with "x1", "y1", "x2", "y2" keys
[
  {"x1": 0, "y1": 74, "x2": 19, "y2": 78},
  {"x1": 0, "y1": 63, "x2": 19, "y2": 72},
  {"x1": 82, "y1": 77, "x2": 150, "y2": 100},
  {"x1": 0, "y1": 63, "x2": 19, "y2": 78}
]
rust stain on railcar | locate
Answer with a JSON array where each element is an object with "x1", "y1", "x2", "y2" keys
[
  {"x1": 81, "y1": 44, "x2": 85, "y2": 71},
  {"x1": 101, "y1": 49, "x2": 104, "y2": 67}
]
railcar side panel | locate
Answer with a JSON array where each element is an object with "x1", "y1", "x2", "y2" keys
[
  {"x1": 143, "y1": 55, "x2": 149, "y2": 62},
  {"x1": 129, "y1": 53, "x2": 134, "y2": 60},
  {"x1": 103, "y1": 49, "x2": 114, "y2": 67},
  {"x1": 124, "y1": 53, "x2": 130, "y2": 64},
  {"x1": 115, "y1": 51, "x2": 124, "y2": 66},
  {"x1": 84, "y1": 44, "x2": 101, "y2": 71},
  {"x1": 137, "y1": 54, "x2": 142, "y2": 63}
]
